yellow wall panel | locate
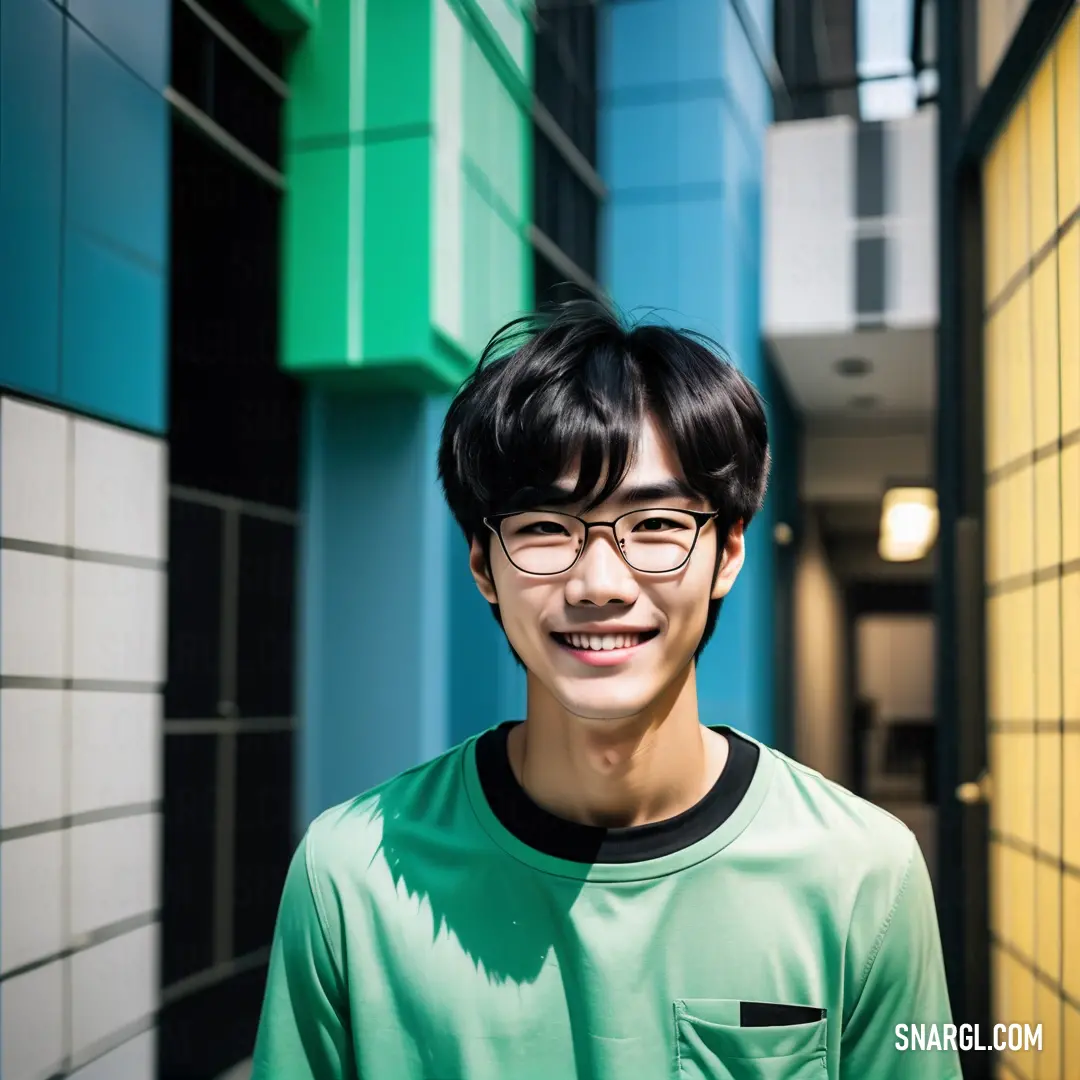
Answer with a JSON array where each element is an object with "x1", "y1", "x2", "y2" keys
[
  {"x1": 1064, "y1": 574, "x2": 1080, "y2": 721},
  {"x1": 1064, "y1": 731, "x2": 1080, "y2": 867},
  {"x1": 1004, "y1": 846, "x2": 1030, "y2": 953},
  {"x1": 992, "y1": 945, "x2": 1010, "y2": 1046},
  {"x1": 990, "y1": 835, "x2": 1005, "y2": 933},
  {"x1": 1066, "y1": 1001, "x2": 1080, "y2": 1080},
  {"x1": 987, "y1": 312, "x2": 1007, "y2": 470},
  {"x1": 1003, "y1": 957, "x2": 1037, "y2": 1078},
  {"x1": 1033, "y1": 255, "x2": 1061, "y2": 447},
  {"x1": 1007, "y1": 467, "x2": 1036, "y2": 578},
  {"x1": 1036, "y1": 979, "x2": 1063, "y2": 1080},
  {"x1": 1062, "y1": 443, "x2": 1080, "y2": 562},
  {"x1": 1007, "y1": 282, "x2": 1035, "y2": 460},
  {"x1": 1029, "y1": 57, "x2": 1058, "y2": 253},
  {"x1": 1060, "y1": 225, "x2": 1080, "y2": 435},
  {"x1": 1036, "y1": 859, "x2": 1062, "y2": 976},
  {"x1": 986, "y1": 135, "x2": 1010, "y2": 301},
  {"x1": 988, "y1": 597, "x2": 1006, "y2": 718},
  {"x1": 987, "y1": 480, "x2": 1004, "y2": 582},
  {"x1": 1036, "y1": 728, "x2": 1062, "y2": 856},
  {"x1": 1035, "y1": 579, "x2": 1062, "y2": 719},
  {"x1": 1000, "y1": 729, "x2": 1017, "y2": 835},
  {"x1": 1064, "y1": 873, "x2": 1080, "y2": 1000},
  {"x1": 1056, "y1": 9, "x2": 1080, "y2": 223},
  {"x1": 1008, "y1": 587, "x2": 1036, "y2": 721},
  {"x1": 1035, "y1": 455, "x2": 1062, "y2": 570},
  {"x1": 999, "y1": 473, "x2": 1015, "y2": 581},
  {"x1": 1006, "y1": 101, "x2": 1032, "y2": 274},
  {"x1": 984, "y1": 28, "x2": 1077, "y2": 1066},
  {"x1": 1010, "y1": 732, "x2": 1037, "y2": 847}
]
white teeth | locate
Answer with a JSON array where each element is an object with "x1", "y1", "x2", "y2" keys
[{"x1": 565, "y1": 633, "x2": 642, "y2": 651}]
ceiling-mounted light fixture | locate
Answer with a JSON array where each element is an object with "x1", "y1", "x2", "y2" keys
[
  {"x1": 878, "y1": 486, "x2": 939, "y2": 562},
  {"x1": 834, "y1": 357, "x2": 873, "y2": 377}
]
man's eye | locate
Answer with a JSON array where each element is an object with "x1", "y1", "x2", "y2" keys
[
  {"x1": 521, "y1": 520, "x2": 570, "y2": 535},
  {"x1": 635, "y1": 517, "x2": 684, "y2": 532}
]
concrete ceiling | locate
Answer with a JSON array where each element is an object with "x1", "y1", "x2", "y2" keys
[
  {"x1": 769, "y1": 326, "x2": 937, "y2": 420},
  {"x1": 770, "y1": 322, "x2": 938, "y2": 585}
]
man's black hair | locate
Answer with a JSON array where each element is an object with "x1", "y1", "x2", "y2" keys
[{"x1": 437, "y1": 299, "x2": 771, "y2": 664}]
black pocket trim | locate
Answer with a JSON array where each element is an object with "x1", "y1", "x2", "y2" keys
[{"x1": 739, "y1": 1002, "x2": 826, "y2": 1027}]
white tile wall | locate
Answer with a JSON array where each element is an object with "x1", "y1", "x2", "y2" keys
[
  {"x1": 70, "y1": 691, "x2": 161, "y2": 815},
  {"x1": 71, "y1": 562, "x2": 166, "y2": 684},
  {"x1": 0, "y1": 397, "x2": 167, "y2": 1070},
  {"x1": 73, "y1": 417, "x2": 167, "y2": 561},
  {"x1": 70, "y1": 1029, "x2": 156, "y2": 1080},
  {"x1": 0, "y1": 398, "x2": 70, "y2": 547},
  {"x1": 70, "y1": 815, "x2": 159, "y2": 938},
  {"x1": 0, "y1": 961, "x2": 65, "y2": 1080},
  {"x1": 0, "y1": 832, "x2": 64, "y2": 975},
  {"x1": 0, "y1": 549, "x2": 69, "y2": 679},
  {"x1": 1, "y1": 689, "x2": 65, "y2": 828},
  {"x1": 764, "y1": 115, "x2": 856, "y2": 336},
  {"x1": 70, "y1": 925, "x2": 158, "y2": 1059},
  {"x1": 765, "y1": 108, "x2": 940, "y2": 338}
]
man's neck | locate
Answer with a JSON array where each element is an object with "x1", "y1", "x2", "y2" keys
[{"x1": 509, "y1": 667, "x2": 729, "y2": 829}]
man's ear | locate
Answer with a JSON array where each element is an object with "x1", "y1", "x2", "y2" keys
[
  {"x1": 710, "y1": 520, "x2": 746, "y2": 600},
  {"x1": 469, "y1": 536, "x2": 499, "y2": 603}
]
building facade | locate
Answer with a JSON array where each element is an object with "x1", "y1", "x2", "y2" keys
[
  {"x1": 600, "y1": 0, "x2": 799, "y2": 747},
  {"x1": 0, "y1": 1, "x2": 792, "y2": 1078}
]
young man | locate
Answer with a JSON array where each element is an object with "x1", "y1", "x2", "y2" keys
[{"x1": 251, "y1": 301, "x2": 961, "y2": 1079}]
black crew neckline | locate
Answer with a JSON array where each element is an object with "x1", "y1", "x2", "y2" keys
[{"x1": 474, "y1": 721, "x2": 759, "y2": 864}]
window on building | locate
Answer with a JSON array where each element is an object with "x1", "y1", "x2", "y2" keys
[
  {"x1": 775, "y1": 0, "x2": 938, "y2": 121},
  {"x1": 532, "y1": 0, "x2": 603, "y2": 305},
  {"x1": 162, "y1": 3, "x2": 298, "y2": 1076}
]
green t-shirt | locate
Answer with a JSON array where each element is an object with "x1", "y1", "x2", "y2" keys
[{"x1": 250, "y1": 725, "x2": 961, "y2": 1079}]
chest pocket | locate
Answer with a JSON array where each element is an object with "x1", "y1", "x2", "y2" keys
[{"x1": 674, "y1": 999, "x2": 828, "y2": 1079}]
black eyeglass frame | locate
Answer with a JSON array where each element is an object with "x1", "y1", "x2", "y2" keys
[{"x1": 483, "y1": 507, "x2": 720, "y2": 576}]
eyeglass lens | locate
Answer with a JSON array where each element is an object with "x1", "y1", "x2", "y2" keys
[{"x1": 498, "y1": 510, "x2": 701, "y2": 574}]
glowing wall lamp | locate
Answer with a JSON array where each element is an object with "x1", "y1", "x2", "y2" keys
[{"x1": 878, "y1": 486, "x2": 939, "y2": 562}]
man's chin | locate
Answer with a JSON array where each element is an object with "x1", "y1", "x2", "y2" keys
[{"x1": 550, "y1": 685, "x2": 656, "y2": 724}]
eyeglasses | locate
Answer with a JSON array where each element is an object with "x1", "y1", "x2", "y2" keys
[{"x1": 484, "y1": 508, "x2": 719, "y2": 576}]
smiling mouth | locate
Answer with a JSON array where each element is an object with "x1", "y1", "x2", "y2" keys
[{"x1": 551, "y1": 630, "x2": 661, "y2": 652}]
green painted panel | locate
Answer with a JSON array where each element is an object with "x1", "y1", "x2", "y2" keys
[
  {"x1": 361, "y1": 133, "x2": 432, "y2": 362},
  {"x1": 285, "y1": 0, "x2": 366, "y2": 144},
  {"x1": 462, "y1": 176, "x2": 492, "y2": 359},
  {"x1": 244, "y1": 0, "x2": 317, "y2": 33},
  {"x1": 363, "y1": 1, "x2": 432, "y2": 130},
  {"x1": 452, "y1": 0, "x2": 530, "y2": 96},
  {"x1": 282, "y1": 143, "x2": 364, "y2": 372},
  {"x1": 280, "y1": 0, "x2": 533, "y2": 393}
]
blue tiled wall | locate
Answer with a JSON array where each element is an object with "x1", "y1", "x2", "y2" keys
[
  {"x1": 600, "y1": 0, "x2": 789, "y2": 745},
  {"x1": 0, "y1": 0, "x2": 169, "y2": 433},
  {"x1": 298, "y1": 389, "x2": 525, "y2": 826}
]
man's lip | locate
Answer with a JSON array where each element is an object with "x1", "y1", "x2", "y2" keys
[{"x1": 549, "y1": 627, "x2": 659, "y2": 636}]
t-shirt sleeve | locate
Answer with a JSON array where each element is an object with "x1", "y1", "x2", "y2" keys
[
  {"x1": 250, "y1": 829, "x2": 354, "y2": 1080},
  {"x1": 839, "y1": 836, "x2": 962, "y2": 1080}
]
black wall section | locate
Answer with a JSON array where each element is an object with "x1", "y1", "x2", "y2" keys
[
  {"x1": 935, "y1": 0, "x2": 984, "y2": 1068},
  {"x1": 162, "y1": 5, "x2": 299, "y2": 1075}
]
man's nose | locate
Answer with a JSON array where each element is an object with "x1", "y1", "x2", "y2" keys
[{"x1": 564, "y1": 529, "x2": 639, "y2": 606}]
